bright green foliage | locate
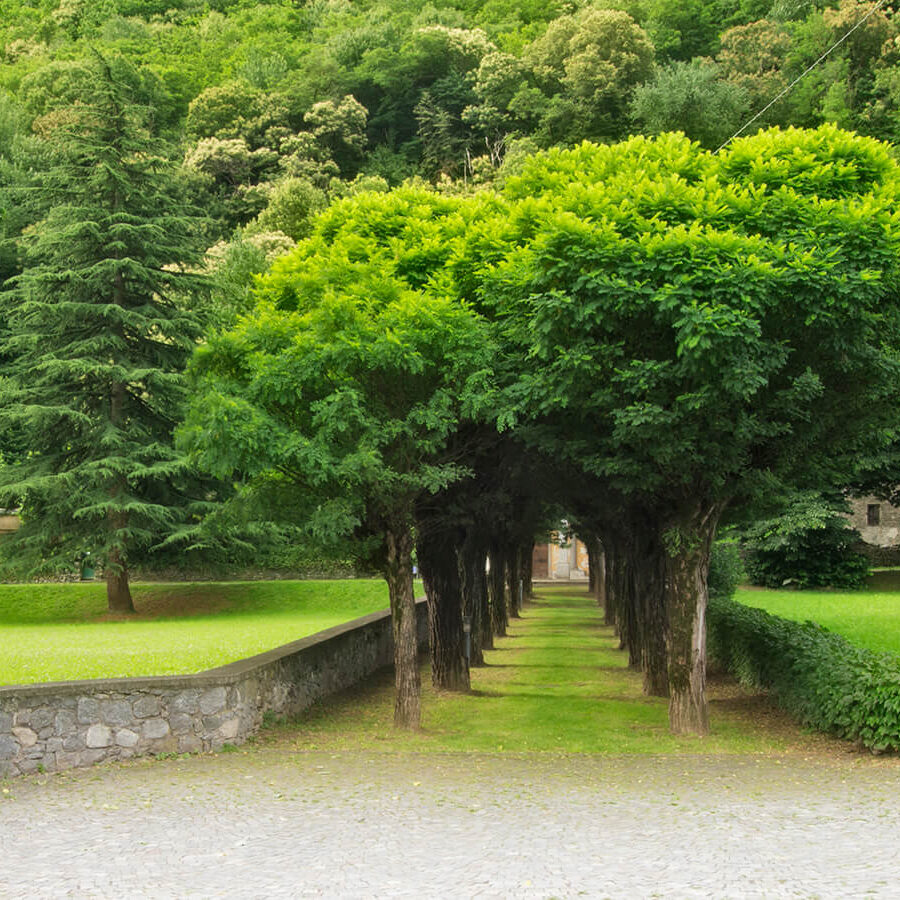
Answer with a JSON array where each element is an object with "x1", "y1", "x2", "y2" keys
[
  {"x1": 708, "y1": 595, "x2": 900, "y2": 752},
  {"x1": 180, "y1": 187, "x2": 494, "y2": 562},
  {"x1": 0, "y1": 57, "x2": 210, "y2": 598},
  {"x1": 522, "y1": 7, "x2": 655, "y2": 143},
  {"x1": 741, "y1": 493, "x2": 869, "y2": 589},
  {"x1": 479, "y1": 127, "x2": 900, "y2": 510}
]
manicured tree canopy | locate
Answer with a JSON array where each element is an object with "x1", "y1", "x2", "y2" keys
[
  {"x1": 467, "y1": 126, "x2": 900, "y2": 733},
  {"x1": 181, "y1": 187, "x2": 495, "y2": 728},
  {"x1": 0, "y1": 57, "x2": 209, "y2": 612}
]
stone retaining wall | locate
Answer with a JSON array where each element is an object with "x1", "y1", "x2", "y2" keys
[{"x1": 0, "y1": 600, "x2": 428, "y2": 778}]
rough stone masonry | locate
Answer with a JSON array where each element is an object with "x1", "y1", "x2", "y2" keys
[{"x1": 0, "y1": 601, "x2": 428, "y2": 778}]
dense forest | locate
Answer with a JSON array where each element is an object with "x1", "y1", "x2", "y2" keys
[{"x1": 2, "y1": 0, "x2": 899, "y2": 265}]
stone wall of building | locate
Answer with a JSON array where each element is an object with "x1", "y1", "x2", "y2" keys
[
  {"x1": 846, "y1": 497, "x2": 900, "y2": 564},
  {"x1": 0, "y1": 601, "x2": 428, "y2": 779}
]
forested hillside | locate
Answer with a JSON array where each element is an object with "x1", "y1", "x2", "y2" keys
[{"x1": 2, "y1": 0, "x2": 898, "y2": 254}]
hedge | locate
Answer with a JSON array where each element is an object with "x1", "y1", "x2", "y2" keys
[{"x1": 707, "y1": 596, "x2": 900, "y2": 752}]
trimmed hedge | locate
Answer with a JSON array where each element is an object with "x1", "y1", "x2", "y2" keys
[{"x1": 707, "y1": 596, "x2": 900, "y2": 752}]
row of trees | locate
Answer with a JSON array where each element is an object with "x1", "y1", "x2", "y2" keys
[
  {"x1": 182, "y1": 125, "x2": 900, "y2": 734},
  {"x1": 1, "y1": 55, "x2": 899, "y2": 734}
]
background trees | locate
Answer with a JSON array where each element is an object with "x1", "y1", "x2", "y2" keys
[
  {"x1": 1, "y1": 0, "x2": 898, "y2": 208},
  {"x1": 0, "y1": 56, "x2": 210, "y2": 611}
]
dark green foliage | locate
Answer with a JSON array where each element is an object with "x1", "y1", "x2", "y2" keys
[
  {"x1": 708, "y1": 596, "x2": 900, "y2": 752},
  {"x1": 0, "y1": 56, "x2": 210, "y2": 593},
  {"x1": 708, "y1": 539, "x2": 744, "y2": 600},
  {"x1": 742, "y1": 494, "x2": 870, "y2": 589}
]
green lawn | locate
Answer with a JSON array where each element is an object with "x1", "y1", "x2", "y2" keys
[
  {"x1": 0, "y1": 580, "x2": 391, "y2": 686},
  {"x1": 734, "y1": 570, "x2": 900, "y2": 657},
  {"x1": 271, "y1": 586, "x2": 802, "y2": 756}
]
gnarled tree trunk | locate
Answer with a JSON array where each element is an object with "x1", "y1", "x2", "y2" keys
[
  {"x1": 385, "y1": 523, "x2": 421, "y2": 729},
  {"x1": 663, "y1": 500, "x2": 724, "y2": 736}
]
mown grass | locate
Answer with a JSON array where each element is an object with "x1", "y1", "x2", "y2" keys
[
  {"x1": 0, "y1": 580, "x2": 391, "y2": 686},
  {"x1": 269, "y1": 586, "x2": 809, "y2": 756},
  {"x1": 735, "y1": 569, "x2": 900, "y2": 657}
]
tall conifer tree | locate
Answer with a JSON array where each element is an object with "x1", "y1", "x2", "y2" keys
[{"x1": 0, "y1": 56, "x2": 208, "y2": 612}]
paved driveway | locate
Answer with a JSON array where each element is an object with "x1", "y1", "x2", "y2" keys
[{"x1": 2, "y1": 748, "x2": 898, "y2": 898}]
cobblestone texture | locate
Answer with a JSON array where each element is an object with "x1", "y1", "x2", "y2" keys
[{"x1": 2, "y1": 749, "x2": 899, "y2": 898}]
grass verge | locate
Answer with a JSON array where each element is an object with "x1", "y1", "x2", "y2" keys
[{"x1": 0, "y1": 579, "x2": 390, "y2": 685}]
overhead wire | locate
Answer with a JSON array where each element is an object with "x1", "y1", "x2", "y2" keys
[{"x1": 715, "y1": 0, "x2": 891, "y2": 153}]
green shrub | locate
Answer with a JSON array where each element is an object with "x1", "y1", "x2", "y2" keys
[
  {"x1": 741, "y1": 493, "x2": 869, "y2": 589},
  {"x1": 708, "y1": 596, "x2": 900, "y2": 752},
  {"x1": 708, "y1": 539, "x2": 744, "y2": 601}
]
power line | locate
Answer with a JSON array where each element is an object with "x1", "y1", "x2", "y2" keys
[{"x1": 715, "y1": 0, "x2": 890, "y2": 153}]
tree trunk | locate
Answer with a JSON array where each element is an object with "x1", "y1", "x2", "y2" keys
[
  {"x1": 635, "y1": 522, "x2": 668, "y2": 698},
  {"x1": 460, "y1": 533, "x2": 489, "y2": 662},
  {"x1": 506, "y1": 545, "x2": 521, "y2": 619},
  {"x1": 602, "y1": 532, "x2": 619, "y2": 629},
  {"x1": 106, "y1": 545, "x2": 134, "y2": 614},
  {"x1": 106, "y1": 377, "x2": 135, "y2": 615},
  {"x1": 488, "y1": 544, "x2": 507, "y2": 637},
  {"x1": 418, "y1": 529, "x2": 469, "y2": 692},
  {"x1": 385, "y1": 524, "x2": 421, "y2": 729},
  {"x1": 521, "y1": 541, "x2": 534, "y2": 600},
  {"x1": 608, "y1": 527, "x2": 640, "y2": 668},
  {"x1": 593, "y1": 539, "x2": 606, "y2": 609},
  {"x1": 663, "y1": 501, "x2": 723, "y2": 736}
]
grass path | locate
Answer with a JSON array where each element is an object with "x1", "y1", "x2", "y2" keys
[{"x1": 269, "y1": 585, "x2": 839, "y2": 756}]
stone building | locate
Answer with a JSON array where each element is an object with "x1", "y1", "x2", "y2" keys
[
  {"x1": 531, "y1": 536, "x2": 589, "y2": 581},
  {"x1": 846, "y1": 496, "x2": 900, "y2": 563}
]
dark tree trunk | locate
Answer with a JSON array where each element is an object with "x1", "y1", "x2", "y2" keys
[
  {"x1": 521, "y1": 541, "x2": 534, "y2": 600},
  {"x1": 602, "y1": 532, "x2": 619, "y2": 629},
  {"x1": 418, "y1": 528, "x2": 469, "y2": 692},
  {"x1": 488, "y1": 543, "x2": 507, "y2": 637},
  {"x1": 385, "y1": 524, "x2": 421, "y2": 729},
  {"x1": 663, "y1": 500, "x2": 723, "y2": 736},
  {"x1": 605, "y1": 527, "x2": 639, "y2": 667},
  {"x1": 106, "y1": 545, "x2": 134, "y2": 614},
  {"x1": 621, "y1": 537, "x2": 641, "y2": 670},
  {"x1": 634, "y1": 521, "x2": 668, "y2": 698},
  {"x1": 587, "y1": 539, "x2": 597, "y2": 594},
  {"x1": 593, "y1": 538, "x2": 606, "y2": 608},
  {"x1": 460, "y1": 533, "x2": 489, "y2": 663},
  {"x1": 506, "y1": 545, "x2": 521, "y2": 619}
]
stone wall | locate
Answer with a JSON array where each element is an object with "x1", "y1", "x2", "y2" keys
[{"x1": 0, "y1": 600, "x2": 428, "y2": 778}]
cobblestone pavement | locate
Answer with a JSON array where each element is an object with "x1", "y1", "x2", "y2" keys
[{"x1": 2, "y1": 747, "x2": 899, "y2": 899}]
